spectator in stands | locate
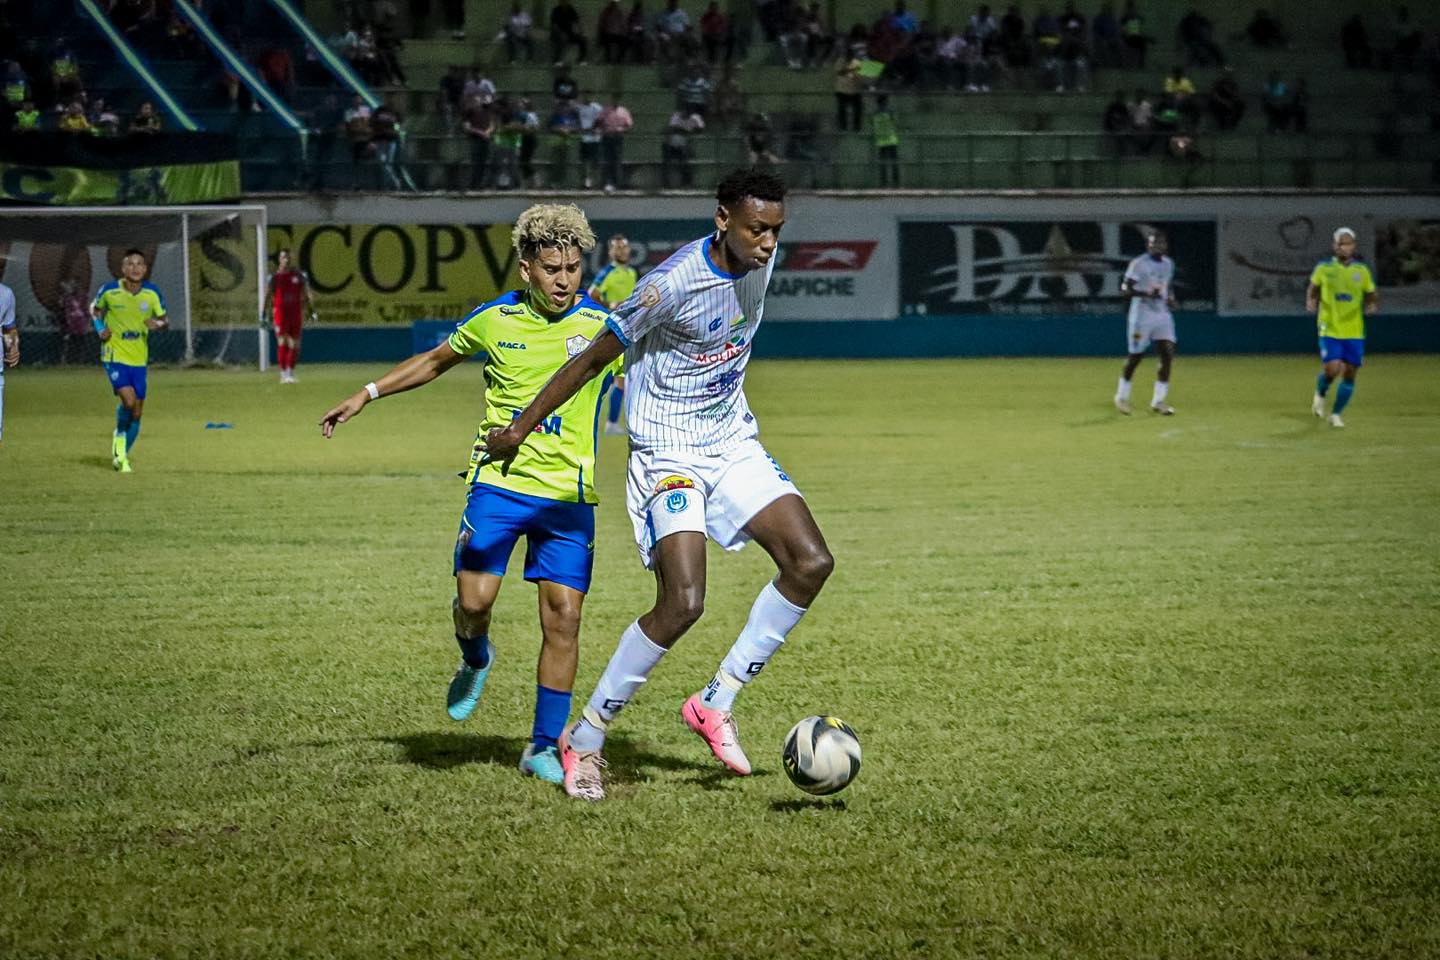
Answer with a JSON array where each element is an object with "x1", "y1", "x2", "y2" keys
[
  {"x1": 887, "y1": 1, "x2": 918, "y2": 35},
  {"x1": 553, "y1": 65, "x2": 578, "y2": 103},
  {"x1": 872, "y1": 94, "x2": 900, "y2": 186},
  {"x1": 491, "y1": 97, "x2": 523, "y2": 189},
  {"x1": 599, "y1": 95, "x2": 634, "y2": 191},
  {"x1": 344, "y1": 94, "x2": 374, "y2": 184},
  {"x1": 1177, "y1": 6, "x2": 1223, "y2": 67},
  {"x1": 1059, "y1": 2, "x2": 1090, "y2": 93},
  {"x1": 661, "y1": 109, "x2": 702, "y2": 187},
  {"x1": 442, "y1": 0, "x2": 465, "y2": 40},
  {"x1": 1091, "y1": 3, "x2": 1122, "y2": 68},
  {"x1": 998, "y1": 6, "x2": 1029, "y2": 67},
  {"x1": 1288, "y1": 78, "x2": 1308, "y2": 133},
  {"x1": 546, "y1": 98, "x2": 579, "y2": 186},
  {"x1": 1262, "y1": 72, "x2": 1289, "y2": 132},
  {"x1": 598, "y1": 0, "x2": 629, "y2": 63},
  {"x1": 1245, "y1": 10, "x2": 1287, "y2": 50},
  {"x1": 744, "y1": 111, "x2": 779, "y2": 166},
  {"x1": 59, "y1": 99, "x2": 90, "y2": 134},
  {"x1": 88, "y1": 97, "x2": 121, "y2": 136},
  {"x1": 712, "y1": 66, "x2": 744, "y2": 124},
  {"x1": 1120, "y1": 0, "x2": 1149, "y2": 68},
  {"x1": 627, "y1": 1, "x2": 653, "y2": 62},
  {"x1": 504, "y1": 2, "x2": 536, "y2": 63},
  {"x1": 700, "y1": 2, "x2": 731, "y2": 64},
  {"x1": 1102, "y1": 89, "x2": 1130, "y2": 153},
  {"x1": 348, "y1": 26, "x2": 384, "y2": 85},
  {"x1": 1129, "y1": 88, "x2": 1156, "y2": 153},
  {"x1": 576, "y1": 90, "x2": 603, "y2": 188},
  {"x1": 834, "y1": 49, "x2": 863, "y2": 129},
  {"x1": 438, "y1": 65, "x2": 465, "y2": 128},
  {"x1": 12, "y1": 98, "x2": 39, "y2": 132},
  {"x1": 550, "y1": 0, "x2": 589, "y2": 65},
  {"x1": 51, "y1": 47, "x2": 82, "y2": 103},
  {"x1": 959, "y1": 26, "x2": 993, "y2": 91},
  {"x1": 1033, "y1": 9, "x2": 1063, "y2": 90},
  {"x1": 257, "y1": 45, "x2": 296, "y2": 102},
  {"x1": 462, "y1": 92, "x2": 495, "y2": 188},
  {"x1": 655, "y1": 0, "x2": 690, "y2": 63},
  {"x1": 370, "y1": 99, "x2": 408, "y2": 190},
  {"x1": 1341, "y1": 15, "x2": 1371, "y2": 69},
  {"x1": 970, "y1": 5, "x2": 999, "y2": 48},
  {"x1": 516, "y1": 97, "x2": 540, "y2": 188},
  {"x1": 676, "y1": 59, "x2": 713, "y2": 117},
  {"x1": 465, "y1": 68, "x2": 498, "y2": 108},
  {"x1": 935, "y1": 27, "x2": 962, "y2": 88},
  {"x1": 1208, "y1": 67, "x2": 1245, "y2": 130},
  {"x1": 3, "y1": 60, "x2": 29, "y2": 113},
  {"x1": 129, "y1": 100, "x2": 161, "y2": 135},
  {"x1": 801, "y1": 3, "x2": 834, "y2": 66}
]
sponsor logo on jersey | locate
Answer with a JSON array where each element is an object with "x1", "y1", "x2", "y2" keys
[
  {"x1": 704, "y1": 369, "x2": 743, "y2": 397},
  {"x1": 695, "y1": 336, "x2": 748, "y2": 364},
  {"x1": 497, "y1": 340, "x2": 527, "y2": 349},
  {"x1": 654, "y1": 475, "x2": 695, "y2": 493},
  {"x1": 512, "y1": 409, "x2": 562, "y2": 435},
  {"x1": 499, "y1": 305, "x2": 526, "y2": 315},
  {"x1": 565, "y1": 334, "x2": 590, "y2": 357}
]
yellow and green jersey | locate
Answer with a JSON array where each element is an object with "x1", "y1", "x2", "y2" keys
[
  {"x1": 93, "y1": 280, "x2": 166, "y2": 366},
  {"x1": 587, "y1": 262, "x2": 638, "y2": 308},
  {"x1": 1310, "y1": 257, "x2": 1375, "y2": 340},
  {"x1": 448, "y1": 290, "x2": 621, "y2": 504}
]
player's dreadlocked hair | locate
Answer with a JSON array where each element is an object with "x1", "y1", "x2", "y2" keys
[
  {"x1": 716, "y1": 168, "x2": 787, "y2": 209},
  {"x1": 512, "y1": 204, "x2": 597, "y2": 260}
]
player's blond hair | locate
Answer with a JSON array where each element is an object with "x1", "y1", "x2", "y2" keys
[{"x1": 512, "y1": 204, "x2": 596, "y2": 260}]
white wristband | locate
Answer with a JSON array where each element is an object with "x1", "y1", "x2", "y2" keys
[{"x1": 365, "y1": 382, "x2": 380, "y2": 400}]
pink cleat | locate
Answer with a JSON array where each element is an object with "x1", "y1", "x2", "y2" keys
[
  {"x1": 558, "y1": 725, "x2": 607, "y2": 801},
  {"x1": 681, "y1": 693, "x2": 752, "y2": 775}
]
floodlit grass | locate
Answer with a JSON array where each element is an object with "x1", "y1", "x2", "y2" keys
[{"x1": 2, "y1": 356, "x2": 1438, "y2": 959}]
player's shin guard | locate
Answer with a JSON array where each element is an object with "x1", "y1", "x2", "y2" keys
[
  {"x1": 533, "y1": 684, "x2": 572, "y2": 750},
  {"x1": 703, "y1": 581, "x2": 807, "y2": 712},
  {"x1": 115, "y1": 403, "x2": 132, "y2": 434},
  {"x1": 1333, "y1": 379, "x2": 1355, "y2": 415},
  {"x1": 125, "y1": 417, "x2": 141, "y2": 452},
  {"x1": 572, "y1": 620, "x2": 666, "y2": 752},
  {"x1": 1315, "y1": 372, "x2": 1331, "y2": 398}
]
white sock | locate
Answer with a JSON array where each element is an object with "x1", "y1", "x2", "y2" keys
[
  {"x1": 1153, "y1": 381, "x2": 1169, "y2": 404},
  {"x1": 572, "y1": 620, "x2": 666, "y2": 752},
  {"x1": 1116, "y1": 376, "x2": 1132, "y2": 401},
  {"x1": 701, "y1": 581, "x2": 807, "y2": 713}
]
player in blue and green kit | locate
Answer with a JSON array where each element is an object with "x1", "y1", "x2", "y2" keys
[
  {"x1": 1307, "y1": 227, "x2": 1378, "y2": 429},
  {"x1": 319, "y1": 204, "x2": 619, "y2": 784},
  {"x1": 92, "y1": 249, "x2": 168, "y2": 472},
  {"x1": 586, "y1": 234, "x2": 636, "y2": 435}
]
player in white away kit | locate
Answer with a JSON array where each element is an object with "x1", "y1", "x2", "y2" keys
[
  {"x1": 484, "y1": 169, "x2": 834, "y2": 801},
  {"x1": 1114, "y1": 230, "x2": 1179, "y2": 415}
]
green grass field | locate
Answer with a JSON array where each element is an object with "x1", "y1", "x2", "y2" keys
[{"x1": 3, "y1": 356, "x2": 1439, "y2": 959}]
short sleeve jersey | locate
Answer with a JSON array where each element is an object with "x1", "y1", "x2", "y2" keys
[
  {"x1": 1124, "y1": 254, "x2": 1175, "y2": 324},
  {"x1": 606, "y1": 235, "x2": 776, "y2": 455},
  {"x1": 588, "y1": 262, "x2": 638, "y2": 308},
  {"x1": 93, "y1": 280, "x2": 166, "y2": 366},
  {"x1": 448, "y1": 290, "x2": 620, "y2": 504},
  {"x1": 1309, "y1": 257, "x2": 1375, "y2": 340},
  {"x1": 270, "y1": 270, "x2": 308, "y2": 321},
  {"x1": 0, "y1": 282, "x2": 15, "y2": 330}
]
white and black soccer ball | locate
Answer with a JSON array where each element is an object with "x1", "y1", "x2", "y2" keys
[{"x1": 782, "y1": 715, "x2": 861, "y2": 796}]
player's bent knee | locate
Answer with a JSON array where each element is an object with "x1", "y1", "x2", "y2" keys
[
  {"x1": 792, "y1": 546, "x2": 835, "y2": 591},
  {"x1": 657, "y1": 586, "x2": 705, "y2": 631}
]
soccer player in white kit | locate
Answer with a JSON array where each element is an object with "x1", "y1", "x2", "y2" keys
[
  {"x1": 1114, "y1": 230, "x2": 1179, "y2": 415},
  {"x1": 483, "y1": 169, "x2": 834, "y2": 801}
]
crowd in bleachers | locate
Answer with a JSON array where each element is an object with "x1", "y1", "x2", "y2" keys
[{"x1": 2, "y1": 38, "x2": 166, "y2": 137}]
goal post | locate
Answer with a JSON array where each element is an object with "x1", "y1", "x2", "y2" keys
[{"x1": 0, "y1": 204, "x2": 268, "y2": 369}]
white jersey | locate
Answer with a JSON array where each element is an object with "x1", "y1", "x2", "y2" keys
[
  {"x1": 0, "y1": 282, "x2": 15, "y2": 330},
  {"x1": 607, "y1": 235, "x2": 776, "y2": 455},
  {"x1": 1124, "y1": 254, "x2": 1174, "y2": 324}
]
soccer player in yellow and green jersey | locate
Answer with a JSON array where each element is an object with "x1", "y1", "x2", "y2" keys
[
  {"x1": 319, "y1": 204, "x2": 618, "y2": 786},
  {"x1": 92, "y1": 248, "x2": 167, "y2": 472},
  {"x1": 586, "y1": 234, "x2": 636, "y2": 435},
  {"x1": 1307, "y1": 227, "x2": 1378, "y2": 428}
]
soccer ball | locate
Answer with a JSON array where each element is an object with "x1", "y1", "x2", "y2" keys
[{"x1": 782, "y1": 715, "x2": 861, "y2": 796}]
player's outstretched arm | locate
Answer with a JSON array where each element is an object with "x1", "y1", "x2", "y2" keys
[
  {"x1": 319, "y1": 340, "x2": 468, "y2": 437},
  {"x1": 2, "y1": 327, "x2": 18, "y2": 367},
  {"x1": 484, "y1": 328, "x2": 625, "y2": 468}
]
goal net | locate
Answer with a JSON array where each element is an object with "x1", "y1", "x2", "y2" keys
[{"x1": 0, "y1": 205, "x2": 268, "y2": 369}]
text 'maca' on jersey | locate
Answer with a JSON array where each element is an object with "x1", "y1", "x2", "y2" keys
[
  {"x1": 92, "y1": 281, "x2": 166, "y2": 366},
  {"x1": 270, "y1": 270, "x2": 308, "y2": 321},
  {"x1": 1124, "y1": 254, "x2": 1175, "y2": 324},
  {"x1": 606, "y1": 236, "x2": 777, "y2": 455},
  {"x1": 1310, "y1": 257, "x2": 1375, "y2": 340},
  {"x1": 448, "y1": 290, "x2": 621, "y2": 504},
  {"x1": 588, "y1": 263, "x2": 638, "y2": 307}
]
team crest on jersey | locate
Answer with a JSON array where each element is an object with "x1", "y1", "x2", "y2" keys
[
  {"x1": 654, "y1": 475, "x2": 695, "y2": 494},
  {"x1": 500, "y1": 306, "x2": 526, "y2": 315},
  {"x1": 139, "y1": 301, "x2": 151, "y2": 314},
  {"x1": 665, "y1": 491, "x2": 690, "y2": 513},
  {"x1": 565, "y1": 334, "x2": 590, "y2": 357},
  {"x1": 639, "y1": 284, "x2": 661, "y2": 307}
]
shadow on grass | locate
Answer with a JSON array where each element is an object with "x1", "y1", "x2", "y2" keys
[
  {"x1": 769, "y1": 797, "x2": 848, "y2": 813},
  {"x1": 379, "y1": 731, "x2": 523, "y2": 769},
  {"x1": 76, "y1": 454, "x2": 116, "y2": 470}
]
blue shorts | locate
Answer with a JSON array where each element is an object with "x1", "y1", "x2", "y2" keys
[
  {"x1": 1319, "y1": 337, "x2": 1364, "y2": 367},
  {"x1": 453, "y1": 484, "x2": 596, "y2": 594},
  {"x1": 105, "y1": 362, "x2": 148, "y2": 399}
]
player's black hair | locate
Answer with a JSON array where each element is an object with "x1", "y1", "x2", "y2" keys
[
  {"x1": 716, "y1": 168, "x2": 786, "y2": 209},
  {"x1": 122, "y1": 248, "x2": 147, "y2": 261}
]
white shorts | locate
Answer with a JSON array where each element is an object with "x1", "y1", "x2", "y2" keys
[
  {"x1": 626, "y1": 438, "x2": 801, "y2": 569},
  {"x1": 1127, "y1": 313, "x2": 1176, "y2": 354}
]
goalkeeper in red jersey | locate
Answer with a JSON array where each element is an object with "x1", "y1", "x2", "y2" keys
[{"x1": 264, "y1": 248, "x2": 315, "y2": 384}]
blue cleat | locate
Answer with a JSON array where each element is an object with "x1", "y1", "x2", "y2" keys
[
  {"x1": 445, "y1": 641, "x2": 494, "y2": 721},
  {"x1": 518, "y1": 742, "x2": 564, "y2": 784}
]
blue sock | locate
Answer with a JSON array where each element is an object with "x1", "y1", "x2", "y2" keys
[
  {"x1": 532, "y1": 684, "x2": 572, "y2": 750},
  {"x1": 1333, "y1": 380, "x2": 1355, "y2": 415},
  {"x1": 607, "y1": 385, "x2": 623, "y2": 424},
  {"x1": 125, "y1": 416, "x2": 141, "y2": 452},
  {"x1": 115, "y1": 403, "x2": 132, "y2": 434},
  {"x1": 1315, "y1": 373, "x2": 1331, "y2": 398},
  {"x1": 456, "y1": 632, "x2": 490, "y2": 669}
]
